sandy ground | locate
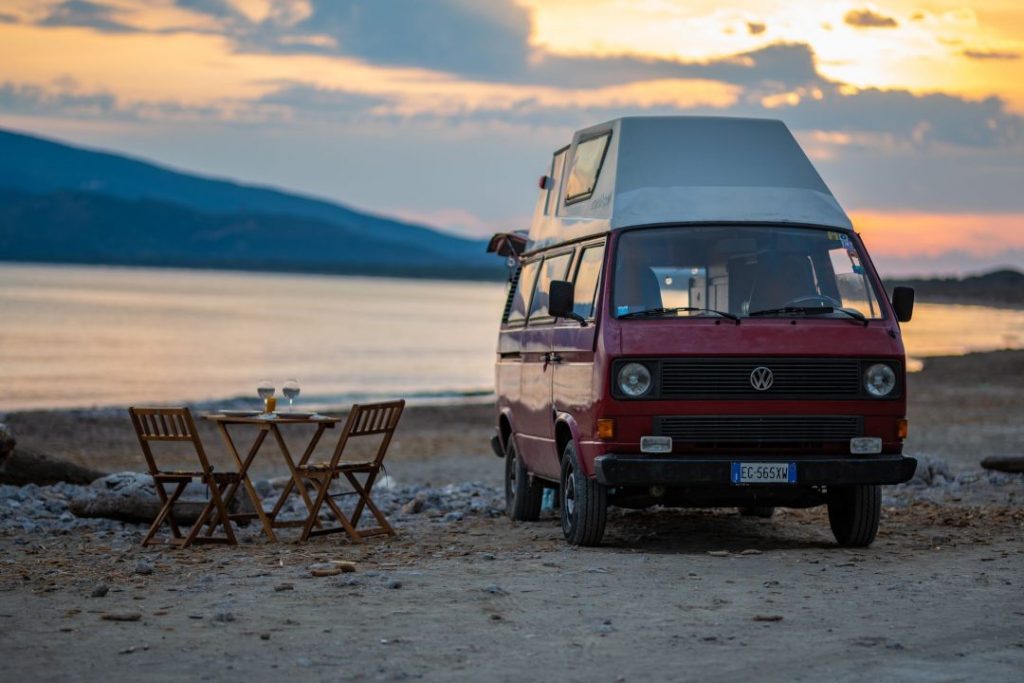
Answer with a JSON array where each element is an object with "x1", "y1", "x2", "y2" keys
[{"x1": 1, "y1": 351, "x2": 1023, "y2": 682}]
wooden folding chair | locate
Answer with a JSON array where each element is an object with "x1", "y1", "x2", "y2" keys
[
  {"x1": 128, "y1": 407, "x2": 239, "y2": 548},
  {"x1": 297, "y1": 400, "x2": 405, "y2": 543}
]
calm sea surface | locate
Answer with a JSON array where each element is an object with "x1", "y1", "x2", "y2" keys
[{"x1": 2, "y1": 263, "x2": 1023, "y2": 411}]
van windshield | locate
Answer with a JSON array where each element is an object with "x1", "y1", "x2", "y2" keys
[{"x1": 613, "y1": 226, "x2": 883, "y2": 320}]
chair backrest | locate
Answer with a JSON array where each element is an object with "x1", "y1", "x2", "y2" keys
[
  {"x1": 328, "y1": 400, "x2": 406, "y2": 469},
  {"x1": 128, "y1": 407, "x2": 213, "y2": 475}
]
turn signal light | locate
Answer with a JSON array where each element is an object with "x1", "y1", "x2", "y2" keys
[
  {"x1": 897, "y1": 419, "x2": 909, "y2": 440},
  {"x1": 597, "y1": 419, "x2": 615, "y2": 440}
]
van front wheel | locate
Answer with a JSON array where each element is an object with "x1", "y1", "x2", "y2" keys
[
  {"x1": 505, "y1": 435, "x2": 542, "y2": 521},
  {"x1": 827, "y1": 484, "x2": 881, "y2": 547},
  {"x1": 560, "y1": 441, "x2": 607, "y2": 546}
]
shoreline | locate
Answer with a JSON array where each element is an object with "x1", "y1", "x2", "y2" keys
[{"x1": 3, "y1": 349, "x2": 1022, "y2": 483}]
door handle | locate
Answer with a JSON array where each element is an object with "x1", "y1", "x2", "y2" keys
[{"x1": 546, "y1": 352, "x2": 563, "y2": 364}]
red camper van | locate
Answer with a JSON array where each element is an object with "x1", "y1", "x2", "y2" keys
[{"x1": 489, "y1": 116, "x2": 917, "y2": 547}]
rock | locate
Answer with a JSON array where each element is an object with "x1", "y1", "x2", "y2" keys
[
  {"x1": 980, "y1": 456, "x2": 1024, "y2": 474},
  {"x1": 274, "y1": 583, "x2": 294, "y2": 592},
  {"x1": 740, "y1": 549, "x2": 763, "y2": 556},
  {"x1": 91, "y1": 583, "x2": 110, "y2": 598},
  {"x1": 910, "y1": 456, "x2": 953, "y2": 486},
  {"x1": 135, "y1": 560, "x2": 154, "y2": 576},
  {"x1": 310, "y1": 567, "x2": 342, "y2": 577},
  {"x1": 0, "y1": 423, "x2": 15, "y2": 461},
  {"x1": 402, "y1": 495, "x2": 426, "y2": 514},
  {"x1": 707, "y1": 550, "x2": 730, "y2": 557},
  {"x1": 483, "y1": 584, "x2": 508, "y2": 596},
  {"x1": 0, "y1": 447, "x2": 106, "y2": 486},
  {"x1": 753, "y1": 614, "x2": 783, "y2": 622},
  {"x1": 213, "y1": 612, "x2": 235, "y2": 623},
  {"x1": 443, "y1": 511, "x2": 464, "y2": 523},
  {"x1": 101, "y1": 611, "x2": 142, "y2": 622}
]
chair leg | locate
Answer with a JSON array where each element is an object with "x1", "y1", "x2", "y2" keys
[
  {"x1": 187, "y1": 478, "x2": 238, "y2": 546},
  {"x1": 343, "y1": 471, "x2": 395, "y2": 537},
  {"x1": 322, "y1": 492, "x2": 363, "y2": 544},
  {"x1": 143, "y1": 481, "x2": 188, "y2": 547},
  {"x1": 299, "y1": 473, "x2": 336, "y2": 542}
]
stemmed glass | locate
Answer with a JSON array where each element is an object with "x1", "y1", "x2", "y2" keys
[
  {"x1": 283, "y1": 379, "x2": 301, "y2": 413},
  {"x1": 257, "y1": 379, "x2": 275, "y2": 413}
]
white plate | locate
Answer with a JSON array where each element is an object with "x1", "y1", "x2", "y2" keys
[
  {"x1": 219, "y1": 409, "x2": 261, "y2": 417},
  {"x1": 731, "y1": 462, "x2": 796, "y2": 484}
]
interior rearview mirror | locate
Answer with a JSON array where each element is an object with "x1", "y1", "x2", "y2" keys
[
  {"x1": 891, "y1": 286, "x2": 914, "y2": 323},
  {"x1": 549, "y1": 280, "x2": 587, "y2": 326}
]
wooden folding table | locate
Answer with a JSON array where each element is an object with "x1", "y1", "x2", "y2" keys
[{"x1": 202, "y1": 413, "x2": 340, "y2": 542}]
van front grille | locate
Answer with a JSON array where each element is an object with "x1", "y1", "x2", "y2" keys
[
  {"x1": 659, "y1": 358, "x2": 863, "y2": 399},
  {"x1": 653, "y1": 415, "x2": 862, "y2": 446}
]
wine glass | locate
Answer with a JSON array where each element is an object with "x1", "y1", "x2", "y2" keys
[
  {"x1": 283, "y1": 379, "x2": 300, "y2": 413},
  {"x1": 257, "y1": 379, "x2": 275, "y2": 413}
]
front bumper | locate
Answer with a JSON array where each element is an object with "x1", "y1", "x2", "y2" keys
[{"x1": 594, "y1": 453, "x2": 917, "y2": 487}]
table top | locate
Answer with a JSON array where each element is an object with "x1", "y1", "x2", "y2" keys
[{"x1": 202, "y1": 412, "x2": 340, "y2": 425}]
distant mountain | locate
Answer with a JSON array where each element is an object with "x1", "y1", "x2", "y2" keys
[
  {"x1": 0, "y1": 129, "x2": 501, "y2": 279},
  {"x1": 885, "y1": 269, "x2": 1024, "y2": 308}
]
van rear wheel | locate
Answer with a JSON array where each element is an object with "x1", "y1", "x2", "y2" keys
[
  {"x1": 827, "y1": 484, "x2": 881, "y2": 547},
  {"x1": 504, "y1": 434, "x2": 542, "y2": 521},
  {"x1": 560, "y1": 441, "x2": 607, "y2": 546}
]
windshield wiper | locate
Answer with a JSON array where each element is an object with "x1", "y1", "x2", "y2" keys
[
  {"x1": 748, "y1": 306, "x2": 869, "y2": 326},
  {"x1": 748, "y1": 306, "x2": 835, "y2": 317},
  {"x1": 619, "y1": 306, "x2": 740, "y2": 323}
]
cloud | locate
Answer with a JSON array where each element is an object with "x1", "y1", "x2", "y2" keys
[
  {"x1": 747, "y1": 21, "x2": 766, "y2": 35},
  {"x1": 962, "y1": 49, "x2": 1020, "y2": 61},
  {"x1": 40, "y1": 0, "x2": 135, "y2": 33},
  {"x1": 843, "y1": 8, "x2": 899, "y2": 29}
]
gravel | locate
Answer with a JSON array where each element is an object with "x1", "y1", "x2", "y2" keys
[{"x1": 0, "y1": 460, "x2": 1018, "y2": 538}]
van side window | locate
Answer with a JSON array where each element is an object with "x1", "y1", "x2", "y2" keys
[
  {"x1": 528, "y1": 253, "x2": 573, "y2": 322},
  {"x1": 565, "y1": 132, "x2": 611, "y2": 204},
  {"x1": 572, "y1": 244, "x2": 605, "y2": 319},
  {"x1": 545, "y1": 148, "x2": 567, "y2": 215},
  {"x1": 506, "y1": 260, "x2": 540, "y2": 325}
]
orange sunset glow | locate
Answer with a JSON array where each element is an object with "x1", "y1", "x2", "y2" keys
[{"x1": 1, "y1": 0, "x2": 1022, "y2": 274}]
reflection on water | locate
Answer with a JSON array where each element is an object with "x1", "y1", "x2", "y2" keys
[
  {"x1": 0, "y1": 264, "x2": 506, "y2": 411},
  {"x1": 2, "y1": 264, "x2": 1023, "y2": 410}
]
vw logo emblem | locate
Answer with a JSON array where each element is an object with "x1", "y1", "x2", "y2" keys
[{"x1": 750, "y1": 366, "x2": 774, "y2": 391}]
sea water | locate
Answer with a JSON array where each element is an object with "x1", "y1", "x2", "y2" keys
[{"x1": 1, "y1": 263, "x2": 1022, "y2": 411}]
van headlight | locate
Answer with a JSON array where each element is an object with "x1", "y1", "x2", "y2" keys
[
  {"x1": 618, "y1": 362, "x2": 652, "y2": 397},
  {"x1": 864, "y1": 363, "x2": 896, "y2": 397}
]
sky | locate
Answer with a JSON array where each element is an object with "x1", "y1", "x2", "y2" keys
[{"x1": 1, "y1": 0, "x2": 1022, "y2": 275}]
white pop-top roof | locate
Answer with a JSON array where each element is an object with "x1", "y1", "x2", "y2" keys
[{"x1": 526, "y1": 116, "x2": 852, "y2": 251}]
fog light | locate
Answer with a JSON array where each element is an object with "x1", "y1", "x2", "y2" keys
[
  {"x1": 597, "y1": 419, "x2": 615, "y2": 440},
  {"x1": 850, "y1": 437, "x2": 882, "y2": 454},
  {"x1": 897, "y1": 419, "x2": 908, "y2": 439},
  {"x1": 640, "y1": 435, "x2": 672, "y2": 454}
]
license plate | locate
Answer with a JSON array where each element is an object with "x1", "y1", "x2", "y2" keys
[{"x1": 731, "y1": 462, "x2": 797, "y2": 484}]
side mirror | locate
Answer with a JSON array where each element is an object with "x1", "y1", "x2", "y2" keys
[
  {"x1": 549, "y1": 280, "x2": 587, "y2": 326},
  {"x1": 891, "y1": 286, "x2": 914, "y2": 323}
]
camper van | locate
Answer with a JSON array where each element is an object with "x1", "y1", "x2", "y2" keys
[{"x1": 488, "y1": 116, "x2": 917, "y2": 547}]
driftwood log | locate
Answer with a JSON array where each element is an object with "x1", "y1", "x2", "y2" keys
[
  {"x1": 70, "y1": 472, "x2": 254, "y2": 524},
  {"x1": 0, "y1": 423, "x2": 107, "y2": 485},
  {"x1": 980, "y1": 456, "x2": 1024, "y2": 474}
]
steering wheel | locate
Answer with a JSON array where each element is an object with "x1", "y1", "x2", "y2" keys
[{"x1": 784, "y1": 294, "x2": 841, "y2": 308}]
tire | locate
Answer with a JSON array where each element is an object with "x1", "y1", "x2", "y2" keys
[
  {"x1": 827, "y1": 484, "x2": 881, "y2": 547},
  {"x1": 560, "y1": 440, "x2": 607, "y2": 546},
  {"x1": 504, "y1": 434, "x2": 542, "y2": 521},
  {"x1": 740, "y1": 506, "x2": 775, "y2": 518}
]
